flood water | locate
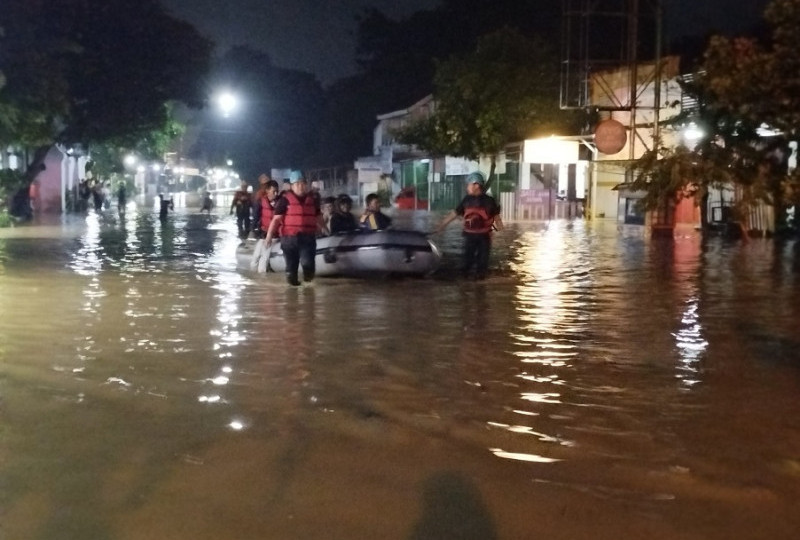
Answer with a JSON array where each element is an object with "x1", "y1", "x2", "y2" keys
[{"x1": 1, "y1": 203, "x2": 800, "y2": 540}]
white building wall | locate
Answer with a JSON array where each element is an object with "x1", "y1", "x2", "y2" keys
[{"x1": 590, "y1": 63, "x2": 684, "y2": 220}]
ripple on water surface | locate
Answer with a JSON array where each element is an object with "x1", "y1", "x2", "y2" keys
[{"x1": 1, "y1": 211, "x2": 800, "y2": 539}]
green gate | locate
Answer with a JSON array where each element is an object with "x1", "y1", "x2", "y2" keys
[{"x1": 429, "y1": 179, "x2": 465, "y2": 211}]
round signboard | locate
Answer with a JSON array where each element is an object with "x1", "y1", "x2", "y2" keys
[{"x1": 594, "y1": 119, "x2": 627, "y2": 155}]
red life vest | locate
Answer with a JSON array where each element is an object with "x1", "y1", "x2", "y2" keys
[
  {"x1": 463, "y1": 205, "x2": 493, "y2": 234},
  {"x1": 260, "y1": 195, "x2": 276, "y2": 232},
  {"x1": 281, "y1": 191, "x2": 318, "y2": 236}
]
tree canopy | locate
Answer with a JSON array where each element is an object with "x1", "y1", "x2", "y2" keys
[
  {"x1": 629, "y1": 0, "x2": 800, "y2": 231},
  {"x1": 395, "y1": 28, "x2": 583, "y2": 181},
  {"x1": 0, "y1": 0, "x2": 212, "y2": 149},
  {"x1": 314, "y1": 0, "x2": 563, "y2": 166}
]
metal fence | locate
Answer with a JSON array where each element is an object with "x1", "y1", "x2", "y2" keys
[{"x1": 500, "y1": 191, "x2": 584, "y2": 222}]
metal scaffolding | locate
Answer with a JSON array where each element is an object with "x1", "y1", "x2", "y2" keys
[{"x1": 561, "y1": 0, "x2": 664, "y2": 154}]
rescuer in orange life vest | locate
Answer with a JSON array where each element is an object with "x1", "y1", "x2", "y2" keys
[
  {"x1": 263, "y1": 170, "x2": 327, "y2": 286},
  {"x1": 433, "y1": 171, "x2": 504, "y2": 280},
  {"x1": 254, "y1": 176, "x2": 280, "y2": 238}
]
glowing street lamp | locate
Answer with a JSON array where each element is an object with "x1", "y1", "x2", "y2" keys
[
  {"x1": 682, "y1": 122, "x2": 705, "y2": 149},
  {"x1": 217, "y1": 91, "x2": 238, "y2": 118}
]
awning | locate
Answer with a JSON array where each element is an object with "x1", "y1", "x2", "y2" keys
[{"x1": 612, "y1": 182, "x2": 647, "y2": 199}]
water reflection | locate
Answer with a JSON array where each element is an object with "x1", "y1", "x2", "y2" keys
[
  {"x1": 674, "y1": 295, "x2": 707, "y2": 385},
  {"x1": 205, "y1": 264, "x2": 248, "y2": 431},
  {"x1": 2, "y1": 212, "x2": 800, "y2": 539},
  {"x1": 70, "y1": 211, "x2": 104, "y2": 276},
  {"x1": 497, "y1": 222, "x2": 596, "y2": 463},
  {"x1": 647, "y1": 235, "x2": 709, "y2": 388}
]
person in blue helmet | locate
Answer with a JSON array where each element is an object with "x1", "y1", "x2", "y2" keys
[
  {"x1": 263, "y1": 169, "x2": 326, "y2": 286},
  {"x1": 434, "y1": 171, "x2": 504, "y2": 280}
]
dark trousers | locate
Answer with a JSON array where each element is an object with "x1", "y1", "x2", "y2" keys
[
  {"x1": 463, "y1": 232, "x2": 491, "y2": 279},
  {"x1": 236, "y1": 211, "x2": 251, "y2": 239},
  {"x1": 281, "y1": 233, "x2": 317, "y2": 286}
]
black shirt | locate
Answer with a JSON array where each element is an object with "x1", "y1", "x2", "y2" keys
[{"x1": 330, "y1": 211, "x2": 359, "y2": 234}]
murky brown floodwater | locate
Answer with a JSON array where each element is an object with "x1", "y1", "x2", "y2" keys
[{"x1": 1, "y1": 202, "x2": 799, "y2": 540}]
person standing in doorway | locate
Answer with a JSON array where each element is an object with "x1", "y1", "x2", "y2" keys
[
  {"x1": 263, "y1": 170, "x2": 326, "y2": 286},
  {"x1": 434, "y1": 172, "x2": 503, "y2": 280}
]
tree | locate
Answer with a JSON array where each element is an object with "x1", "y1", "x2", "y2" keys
[
  {"x1": 396, "y1": 28, "x2": 583, "y2": 188},
  {"x1": 629, "y1": 0, "x2": 800, "y2": 232},
  {"x1": 0, "y1": 168, "x2": 27, "y2": 226},
  {"x1": 708, "y1": 0, "x2": 800, "y2": 215},
  {"x1": 0, "y1": 0, "x2": 211, "y2": 150},
  {"x1": 89, "y1": 104, "x2": 186, "y2": 181},
  {"x1": 0, "y1": 69, "x2": 15, "y2": 145},
  {"x1": 313, "y1": 0, "x2": 564, "y2": 167},
  {"x1": 354, "y1": 0, "x2": 562, "y2": 103},
  {"x1": 0, "y1": 0, "x2": 73, "y2": 146}
]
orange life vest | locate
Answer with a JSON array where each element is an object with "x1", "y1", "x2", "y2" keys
[
  {"x1": 281, "y1": 191, "x2": 318, "y2": 236},
  {"x1": 260, "y1": 195, "x2": 276, "y2": 232},
  {"x1": 463, "y1": 205, "x2": 493, "y2": 234}
]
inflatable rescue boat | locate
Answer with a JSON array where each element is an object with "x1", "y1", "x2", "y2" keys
[{"x1": 238, "y1": 230, "x2": 441, "y2": 277}]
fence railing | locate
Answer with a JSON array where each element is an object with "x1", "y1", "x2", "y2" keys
[{"x1": 500, "y1": 192, "x2": 584, "y2": 222}]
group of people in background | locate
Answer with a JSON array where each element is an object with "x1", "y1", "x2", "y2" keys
[
  {"x1": 62, "y1": 168, "x2": 502, "y2": 283},
  {"x1": 71, "y1": 179, "x2": 115, "y2": 213}
]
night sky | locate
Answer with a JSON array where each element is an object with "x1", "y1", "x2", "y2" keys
[
  {"x1": 161, "y1": 0, "x2": 772, "y2": 85},
  {"x1": 160, "y1": 0, "x2": 441, "y2": 84},
  {"x1": 665, "y1": 0, "x2": 771, "y2": 40}
]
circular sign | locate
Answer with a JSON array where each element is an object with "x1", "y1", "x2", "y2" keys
[{"x1": 594, "y1": 119, "x2": 627, "y2": 155}]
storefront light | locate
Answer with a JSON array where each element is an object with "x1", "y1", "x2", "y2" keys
[{"x1": 523, "y1": 137, "x2": 579, "y2": 164}]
